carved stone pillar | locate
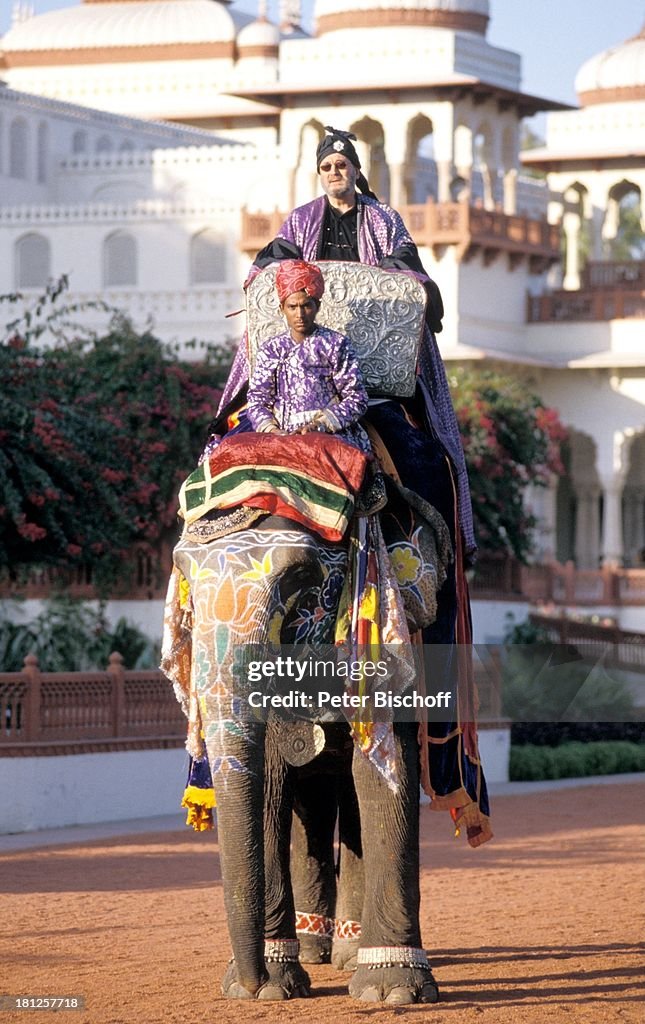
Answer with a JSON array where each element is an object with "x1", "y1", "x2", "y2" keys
[
  {"x1": 600, "y1": 477, "x2": 625, "y2": 568},
  {"x1": 562, "y1": 209, "x2": 581, "y2": 291},
  {"x1": 388, "y1": 162, "x2": 405, "y2": 209}
]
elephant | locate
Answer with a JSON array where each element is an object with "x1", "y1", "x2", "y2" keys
[
  {"x1": 164, "y1": 505, "x2": 438, "y2": 1003},
  {"x1": 161, "y1": 262, "x2": 491, "y2": 1004},
  {"x1": 161, "y1": 408, "x2": 495, "y2": 1004}
]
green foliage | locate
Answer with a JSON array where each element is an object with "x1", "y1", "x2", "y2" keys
[
  {"x1": 449, "y1": 368, "x2": 566, "y2": 560},
  {"x1": 0, "y1": 597, "x2": 159, "y2": 671},
  {"x1": 1, "y1": 287, "x2": 229, "y2": 588},
  {"x1": 608, "y1": 192, "x2": 645, "y2": 261},
  {"x1": 510, "y1": 740, "x2": 645, "y2": 781}
]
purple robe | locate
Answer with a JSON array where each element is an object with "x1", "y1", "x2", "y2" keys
[
  {"x1": 219, "y1": 194, "x2": 475, "y2": 558},
  {"x1": 247, "y1": 325, "x2": 371, "y2": 453}
]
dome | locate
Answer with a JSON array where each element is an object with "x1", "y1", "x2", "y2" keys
[
  {"x1": 314, "y1": 0, "x2": 490, "y2": 36},
  {"x1": 237, "y1": 17, "x2": 280, "y2": 52},
  {"x1": 575, "y1": 23, "x2": 645, "y2": 106},
  {"x1": 0, "y1": 0, "x2": 245, "y2": 53}
]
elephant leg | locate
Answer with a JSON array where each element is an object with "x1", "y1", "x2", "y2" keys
[
  {"x1": 212, "y1": 722, "x2": 269, "y2": 999},
  {"x1": 291, "y1": 770, "x2": 338, "y2": 964},
  {"x1": 261, "y1": 722, "x2": 311, "y2": 998},
  {"x1": 348, "y1": 723, "x2": 439, "y2": 1005},
  {"x1": 332, "y1": 770, "x2": 364, "y2": 971}
]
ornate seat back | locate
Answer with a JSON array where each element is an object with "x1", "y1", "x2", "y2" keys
[{"x1": 246, "y1": 261, "x2": 427, "y2": 398}]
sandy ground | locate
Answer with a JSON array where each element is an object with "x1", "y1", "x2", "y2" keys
[{"x1": 1, "y1": 780, "x2": 644, "y2": 1024}]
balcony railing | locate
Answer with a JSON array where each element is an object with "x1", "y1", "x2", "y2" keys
[
  {"x1": 0, "y1": 652, "x2": 186, "y2": 756},
  {"x1": 583, "y1": 260, "x2": 645, "y2": 290},
  {"x1": 528, "y1": 287, "x2": 645, "y2": 322},
  {"x1": 529, "y1": 613, "x2": 645, "y2": 674},
  {"x1": 241, "y1": 202, "x2": 561, "y2": 265},
  {"x1": 471, "y1": 555, "x2": 645, "y2": 607}
]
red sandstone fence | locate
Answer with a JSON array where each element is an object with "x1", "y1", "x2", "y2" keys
[{"x1": 0, "y1": 652, "x2": 186, "y2": 757}]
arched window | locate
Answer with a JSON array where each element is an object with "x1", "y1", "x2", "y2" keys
[
  {"x1": 37, "y1": 121, "x2": 48, "y2": 184},
  {"x1": 9, "y1": 118, "x2": 28, "y2": 179},
  {"x1": 96, "y1": 135, "x2": 113, "y2": 154},
  {"x1": 72, "y1": 130, "x2": 88, "y2": 155},
  {"x1": 103, "y1": 231, "x2": 137, "y2": 287},
  {"x1": 119, "y1": 140, "x2": 134, "y2": 152},
  {"x1": 190, "y1": 229, "x2": 226, "y2": 284},
  {"x1": 15, "y1": 233, "x2": 51, "y2": 288}
]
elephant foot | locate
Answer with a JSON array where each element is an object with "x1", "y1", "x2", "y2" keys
[
  {"x1": 221, "y1": 959, "x2": 311, "y2": 1001},
  {"x1": 331, "y1": 918, "x2": 361, "y2": 971},
  {"x1": 221, "y1": 961, "x2": 268, "y2": 1000},
  {"x1": 297, "y1": 933, "x2": 332, "y2": 964},
  {"x1": 348, "y1": 948, "x2": 439, "y2": 1004},
  {"x1": 331, "y1": 936, "x2": 360, "y2": 971}
]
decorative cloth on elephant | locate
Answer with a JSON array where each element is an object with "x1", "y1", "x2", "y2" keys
[
  {"x1": 275, "y1": 258, "x2": 325, "y2": 301},
  {"x1": 178, "y1": 432, "x2": 369, "y2": 543},
  {"x1": 335, "y1": 514, "x2": 416, "y2": 791}
]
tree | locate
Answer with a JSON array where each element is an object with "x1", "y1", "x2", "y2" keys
[{"x1": 449, "y1": 368, "x2": 566, "y2": 561}]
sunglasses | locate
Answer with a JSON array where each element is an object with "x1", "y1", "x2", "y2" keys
[{"x1": 319, "y1": 160, "x2": 348, "y2": 172}]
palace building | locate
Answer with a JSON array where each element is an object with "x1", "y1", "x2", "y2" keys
[{"x1": 0, "y1": 0, "x2": 643, "y2": 599}]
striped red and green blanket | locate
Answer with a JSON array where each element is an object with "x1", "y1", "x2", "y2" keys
[{"x1": 179, "y1": 433, "x2": 369, "y2": 542}]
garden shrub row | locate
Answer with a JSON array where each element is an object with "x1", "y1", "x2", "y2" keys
[{"x1": 509, "y1": 740, "x2": 645, "y2": 781}]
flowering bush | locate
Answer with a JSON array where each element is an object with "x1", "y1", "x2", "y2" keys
[
  {"x1": 1, "y1": 304, "x2": 227, "y2": 588},
  {"x1": 449, "y1": 368, "x2": 566, "y2": 561}
]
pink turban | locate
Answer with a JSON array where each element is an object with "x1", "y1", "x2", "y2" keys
[{"x1": 275, "y1": 260, "x2": 325, "y2": 303}]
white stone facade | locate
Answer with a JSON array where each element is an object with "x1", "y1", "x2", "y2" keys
[{"x1": 0, "y1": 0, "x2": 643, "y2": 571}]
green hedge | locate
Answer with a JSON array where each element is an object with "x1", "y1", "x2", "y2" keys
[{"x1": 510, "y1": 741, "x2": 645, "y2": 781}]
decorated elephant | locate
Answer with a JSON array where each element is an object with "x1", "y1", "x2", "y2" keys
[{"x1": 161, "y1": 262, "x2": 492, "y2": 1004}]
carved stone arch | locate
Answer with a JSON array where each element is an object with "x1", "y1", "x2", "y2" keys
[
  {"x1": 404, "y1": 113, "x2": 436, "y2": 204},
  {"x1": 190, "y1": 228, "x2": 227, "y2": 285},
  {"x1": 603, "y1": 178, "x2": 645, "y2": 259},
  {"x1": 349, "y1": 115, "x2": 389, "y2": 200},
  {"x1": 293, "y1": 118, "x2": 325, "y2": 207},
  {"x1": 9, "y1": 116, "x2": 28, "y2": 179},
  {"x1": 622, "y1": 429, "x2": 645, "y2": 565},
  {"x1": 472, "y1": 119, "x2": 497, "y2": 210},
  {"x1": 103, "y1": 230, "x2": 137, "y2": 287},
  {"x1": 37, "y1": 121, "x2": 48, "y2": 185},
  {"x1": 14, "y1": 232, "x2": 51, "y2": 288},
  {"x1": 555, "y1": 429, "x2": 601, "y2": 568},
  {"x1": 72, "y1": 129, "x2": 88, "y2": 155}
]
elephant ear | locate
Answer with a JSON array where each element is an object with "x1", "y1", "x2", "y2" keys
[{"x1": 380, "y1": 478, "x2": 453, "y2": 633}]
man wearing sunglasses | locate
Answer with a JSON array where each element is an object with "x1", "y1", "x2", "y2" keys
[{"x1": 222, "y1": 125, "x2": 474, "y2": 565}]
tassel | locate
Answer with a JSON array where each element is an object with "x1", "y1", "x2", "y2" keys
[{"x1": 181, "y1": 756, "x2": 216, "y2": 832}]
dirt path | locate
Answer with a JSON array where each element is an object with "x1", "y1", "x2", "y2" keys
[{"x1": 1, "y1": 780, "x2": 644, "y2": 1024}]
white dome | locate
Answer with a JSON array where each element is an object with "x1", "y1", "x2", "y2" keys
[
  {"x1": 237, "y1": 17, "x2": 280, "y2": 50},
  {"x1": 314, "y1": 0, "x2": 489, "y2": 35},
  {"x1": 575, "y1": 25, "x2": 645, "y2": 105},
  {"x1": 1, "y1": 0, "x2": 245, "y2": 52}
]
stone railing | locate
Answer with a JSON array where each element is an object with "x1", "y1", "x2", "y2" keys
[
  {"x1": 528, "y1": 287, "x2": 645, "y2": 322},
  {"x1": 471, "y1": 555, "x2": 645, "y2": 607},
  {"x1": 529, "y1": 613, "x2": 645, "y2": 674},
  {"x1": 240, "y1": 202, "x2": 561, "y2": 266},
  {"x1": 582, "y1": 260, "x2": 645, "y2": 290},
  {"x1": 0, "y1": 653, "x2": 185, "y2": 756}
]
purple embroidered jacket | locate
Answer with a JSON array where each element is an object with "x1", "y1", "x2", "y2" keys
[
  {"x1": 218, "y1": 194, "x2": 475, "y2": 557},
  {"x1": 247, "y1": 326, "x2": 371, "y2": 453}
]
